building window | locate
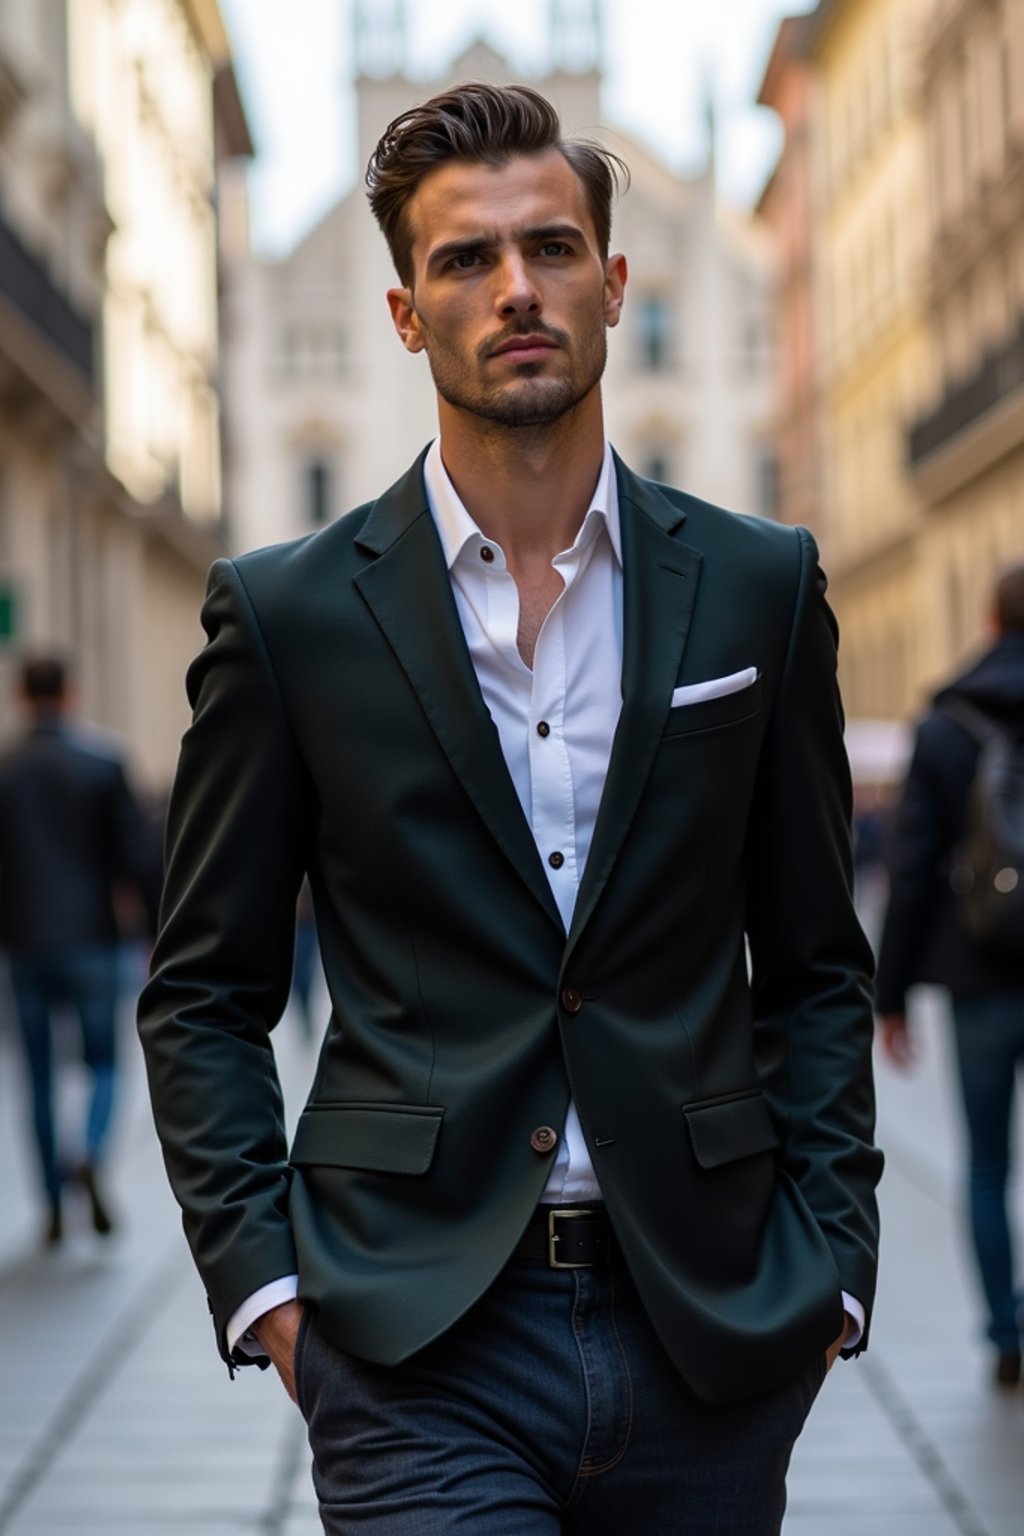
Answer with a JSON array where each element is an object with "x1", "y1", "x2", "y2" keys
[
  {"x1": 758, "y1": 452, "x2": 780, "y2": 521},
  {"x1": 306, "y1": 458, "x2": 332, "y2": 526},
  {"x1": 279, "y1": 325, "x2": 299, "y2": 380},
  {"x1": 643, "y1": 450, "x2": 671, "y2": 483},
  {"x1": 635, "y1": 295, "x2": 672, "y2": 371},
  {"x1": 744, "y1": 315, "x2": 770, "y2": 374}
]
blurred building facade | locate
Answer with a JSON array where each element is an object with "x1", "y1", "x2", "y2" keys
[
  {"x1": 225, "y1": 5, "x2": 778, "y2": 556},
  {"x1": 909, "y1": 0, "x2": 1024, "y2": 673},
  {"x1": 0, "y1": 0, "x2": 251, "y2": 789},
  {"x1": 763, "y1": 0, "x2": 1024, "y2": 735},
  {"x1": 756, "y1": 13, "x2": 822, "y2": 543},
  {"x1": 805, "y1": 0, "x2": 934, "y2": 723}
]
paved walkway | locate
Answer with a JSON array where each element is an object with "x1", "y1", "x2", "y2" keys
[{"x1": 0, "y1": 953, "x2": 1021, "y2": 1534}]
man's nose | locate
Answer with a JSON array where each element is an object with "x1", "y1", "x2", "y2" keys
[{"x1": 494, "y1": 253, "x2": 541, "y2": 316}]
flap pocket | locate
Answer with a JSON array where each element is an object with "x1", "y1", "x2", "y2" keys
[
  {"x1": 290, "y1": 1102, "x2": 445, "y2": 1174},
  {"x1": 682, "y1": 1090, "x2": 780, "y2": 1169}
]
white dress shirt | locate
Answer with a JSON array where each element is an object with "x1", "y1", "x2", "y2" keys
[{"x1": 227, "y1": 438, "x2": 862, "y2": 1354}]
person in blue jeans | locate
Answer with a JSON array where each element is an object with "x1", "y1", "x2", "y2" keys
[
  {"x1": 876, "y1": 564, "x2": 1024, "y2": 1388},
  {"x1": 0, "y1": 657, "x2": 161, "y2": 1243}
]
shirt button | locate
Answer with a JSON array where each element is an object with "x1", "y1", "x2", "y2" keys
[
  {"x1": 530, "y1": 1126, "x2": 558, "y2": 1153},
  {"x1": 560, "y1": 988, "x2": 583, "y2": 1014},
  {"x1": 548, "y1": 851, "x2": 564, "y2": 869},
  {"x1": 536, "y1": 721, "x2": 550, "y2": 738},
  {"x1": 480, "y1": 545, "x2": 495, "y2": 563}
]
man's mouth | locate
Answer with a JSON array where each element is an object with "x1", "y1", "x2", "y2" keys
[{"x1": 489, "y1": 335, "x2": 560, "y2": 363}]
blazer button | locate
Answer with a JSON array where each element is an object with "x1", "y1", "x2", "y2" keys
[
  {"x1": 560, "y1": 987, "x2": 583, "y2": 1014},
  {"x1": 530, "y1": 1126, "x2": 558, "y2": 1153}
]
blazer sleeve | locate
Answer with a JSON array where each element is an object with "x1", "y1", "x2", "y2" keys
[
  {"x1": 744, "y1": 528, "x2": 883, "y2": 1346},
  {"x1": 137, "y1": 558, "x2": 311, "y2": 1363}
]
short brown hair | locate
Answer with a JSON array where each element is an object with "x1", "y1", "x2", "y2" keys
[
  {"x1": 995, "y1": 562, "x2": 1024, "y2": 633},
  {"x1": 365, "y1": 81, "x2": 628, "y2": 285}
]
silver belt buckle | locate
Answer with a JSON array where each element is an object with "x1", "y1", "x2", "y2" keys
[{"x1": 547, "y1": 1207, "x2": 591, "y2": 1268}]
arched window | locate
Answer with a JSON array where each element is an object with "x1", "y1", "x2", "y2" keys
[
  {"x1": 644, "y1": 451, "x2": 668, "y2": 482},
  {"x1": 306, "y1": 458, "x2": 332, "y2": 526},
  {"x1": 636, "y1": 296, "x2": 672, "y2": 371}
]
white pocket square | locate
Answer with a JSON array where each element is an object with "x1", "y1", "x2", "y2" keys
[{"x1": 670, "y1": 668, "x2": 758, "y2": 708}]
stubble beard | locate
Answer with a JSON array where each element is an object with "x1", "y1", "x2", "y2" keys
[{"x1": 422, "y1": 316, "x2": 608, "y2": 430}]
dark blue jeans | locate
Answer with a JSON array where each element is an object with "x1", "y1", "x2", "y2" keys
[
  {"x1": 9, "y1": 945, "x2": 120, "y2": 1206},
  {"x1": 951, "y1": 993, "x2": 1024, "y2": 1354},
  {"x1": 294, "y1": 1249, "x2": 827, "y2": 1534}
]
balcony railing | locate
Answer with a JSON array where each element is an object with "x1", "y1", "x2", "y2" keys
[
  {"x1": 908, "y1": 320, "x2": 1024, "y2": 466},
  {"x1": 0, "y1": 208, "x2": 93, "y2": 385}
]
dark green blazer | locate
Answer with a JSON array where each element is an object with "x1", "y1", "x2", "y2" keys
[{"x1": 138, "y1": 451, "x2": 882, "y2": 1404}]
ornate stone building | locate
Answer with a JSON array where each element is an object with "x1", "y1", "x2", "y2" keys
[
  {"x1": 756, "y1": 13, "x2": 822, "y2": 542},
  {"x1": 224, "y1": 4, "x2": 778, "y2": 557},
  {"x1": 761, "y1": 0, "x2": 1024, "y2": 732},
  {"x1": 0, "y1": 0, "x2": 251, "y2": 788},
  {"x1": 909, "y1": 0, "x2": 1024, "y2": 680},
  {"x1": 804, "y1": 0, "x2": 936, "y2": 724}
]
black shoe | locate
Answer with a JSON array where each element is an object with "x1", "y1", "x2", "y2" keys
[
  {"x1": 994, "y1": 1351, "x2": 1021, "y2": 1388},
  {"x1": 43, "y1": 1202, "x2": 63, "y2": 1246},
  {"x1": 78, "y1": 1163, "x2": 115, "y2": 1236}
]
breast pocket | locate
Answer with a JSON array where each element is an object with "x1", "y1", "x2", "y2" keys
[{"x1": 662, "y1": 674, "x2": 762, "y2": 739}]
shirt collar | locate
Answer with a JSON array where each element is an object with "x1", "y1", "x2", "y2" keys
[{"x1": 423, "y1": 437, "x2": 622, "y2": 571}]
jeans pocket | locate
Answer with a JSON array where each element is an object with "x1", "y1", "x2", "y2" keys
[{"x1": 293, "y1": 1308, "x2": 311, "y2": 1419}]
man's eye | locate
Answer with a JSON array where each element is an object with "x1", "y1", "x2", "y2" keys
[
  {"x1": 448, "y1": 252, "x2": 481, "y2": 270},
  {"x1": 539, "y1": 242, "x2": 570, "y2": 257}
]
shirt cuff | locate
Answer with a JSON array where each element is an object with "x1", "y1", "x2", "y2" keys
[
  {"x1": 226, "y1": 1275, "x2": 300, "y2": 1358},
  {"x1": 841, "y1": 1291, "x2": 865, "y2": 1349}
]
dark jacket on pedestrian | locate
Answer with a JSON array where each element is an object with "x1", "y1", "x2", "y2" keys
[
  {"x1": 0, "y1": 717, "x2": 161, "y2": 952},
  {"x1": 875, "y1": 632, "x2": 1024, "y2": 1012}
]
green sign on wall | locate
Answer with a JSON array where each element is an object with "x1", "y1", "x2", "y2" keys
[{"x1": 0, "y1": 581, "x2": 19, "y2": 643}]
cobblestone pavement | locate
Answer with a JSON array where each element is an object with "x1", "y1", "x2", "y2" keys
[{"x1": 0, "y1": 948, "x2": 1021, "y2": 1534}]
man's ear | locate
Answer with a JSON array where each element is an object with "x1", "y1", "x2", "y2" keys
[
  {"x1": 387, "y1": 288, "x2": 426, "y2": 354},
  {"x1": 603, "y1": 253, "x2": 627, "y2": 328}
]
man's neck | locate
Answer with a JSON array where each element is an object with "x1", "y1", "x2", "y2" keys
[{"x1": 436, "y1": 393, "x2": 607, "y2": 566}]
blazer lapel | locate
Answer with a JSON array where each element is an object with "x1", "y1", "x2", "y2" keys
[
  {"x1": 566, "y1": 459, "x2": 703, "y2": 953},
  {"x1": 353, "y1": 454, "x2": 564, "y2": 934}
]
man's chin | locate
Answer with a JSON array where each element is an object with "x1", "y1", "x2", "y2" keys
[{"x1": 453, "y1": 382, "x2": 583, "y2": 430}]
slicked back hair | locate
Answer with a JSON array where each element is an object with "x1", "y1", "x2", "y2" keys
[{"x1": 365, "y1": 81, "x2": 628, "y2": 286}]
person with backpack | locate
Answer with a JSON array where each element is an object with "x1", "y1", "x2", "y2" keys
[{"x1": 876, "y1": 563, "x2": 1024, "y2": 1389}]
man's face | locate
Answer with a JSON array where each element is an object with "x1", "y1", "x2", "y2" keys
[{"x1": 387, "y1": 150, "x2": 626, "y2": 429}]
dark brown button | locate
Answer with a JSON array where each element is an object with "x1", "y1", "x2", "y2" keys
[
  {"x1": 560, "y1": 987, "x2": 583, "y2": 1014},
  {"x1": 536, "y1": 720, "x2": 550, "y2": 737},
  {"x1": 548, "y1": 850, "x2": 564, "y2": 869},
  {"x1": 480, "y1": 545, "x2": 495, "y2": 563},
  {"x1": 530, "y1": 1125, "x2": 558, "y2": 1153}
]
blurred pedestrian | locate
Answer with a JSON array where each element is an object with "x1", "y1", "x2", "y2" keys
[
  {"x1": 140, "y1": 83, "x2": 881, "y2": 1534},
  {"x1": 0, "y1": 656, "x2": 161, "y2": 1243},
  {"x1": 876, "y1": 563, "x2": 1024, "y2": 1387}
]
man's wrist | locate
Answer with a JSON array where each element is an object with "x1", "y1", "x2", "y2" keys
[{"x1": 227, "y1": 1274, "x2": 300, "y2": 1356}]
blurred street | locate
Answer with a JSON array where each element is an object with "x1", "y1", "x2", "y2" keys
[{"x1": 0, "y1": 945, "x2": 1019, "y2": 1536}]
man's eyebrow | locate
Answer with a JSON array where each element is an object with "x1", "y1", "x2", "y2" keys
[
  {"x1": 426, "y1": 235, "x2": 491, "y2": 270},
  {"x1": 426, "y1": 224, "x2": 587, "y2": 270}
]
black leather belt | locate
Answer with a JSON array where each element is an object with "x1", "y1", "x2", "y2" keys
[{"x1": 513, "y1": 1205, "x2": 613, "y2": 1268}]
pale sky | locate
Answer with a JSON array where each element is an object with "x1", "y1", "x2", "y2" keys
[{"x1": 218, "y1": 0, "x2": 815, "y2": 257}]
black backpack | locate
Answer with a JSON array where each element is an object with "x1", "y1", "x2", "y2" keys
[{"x1": 944, "y1": 699, "x2": 1024, "y2": 955}]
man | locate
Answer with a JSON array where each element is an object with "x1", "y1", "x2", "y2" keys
[
  {"x1": 140, "y1": 84, "x2": 882, "y2": 1533},
  {"x1": 0, "y1": 656, "x2": 159, "y2": 1242},
  {"x1": 876, "y1": 565, "x2": 1024, "y2": 1388}
]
